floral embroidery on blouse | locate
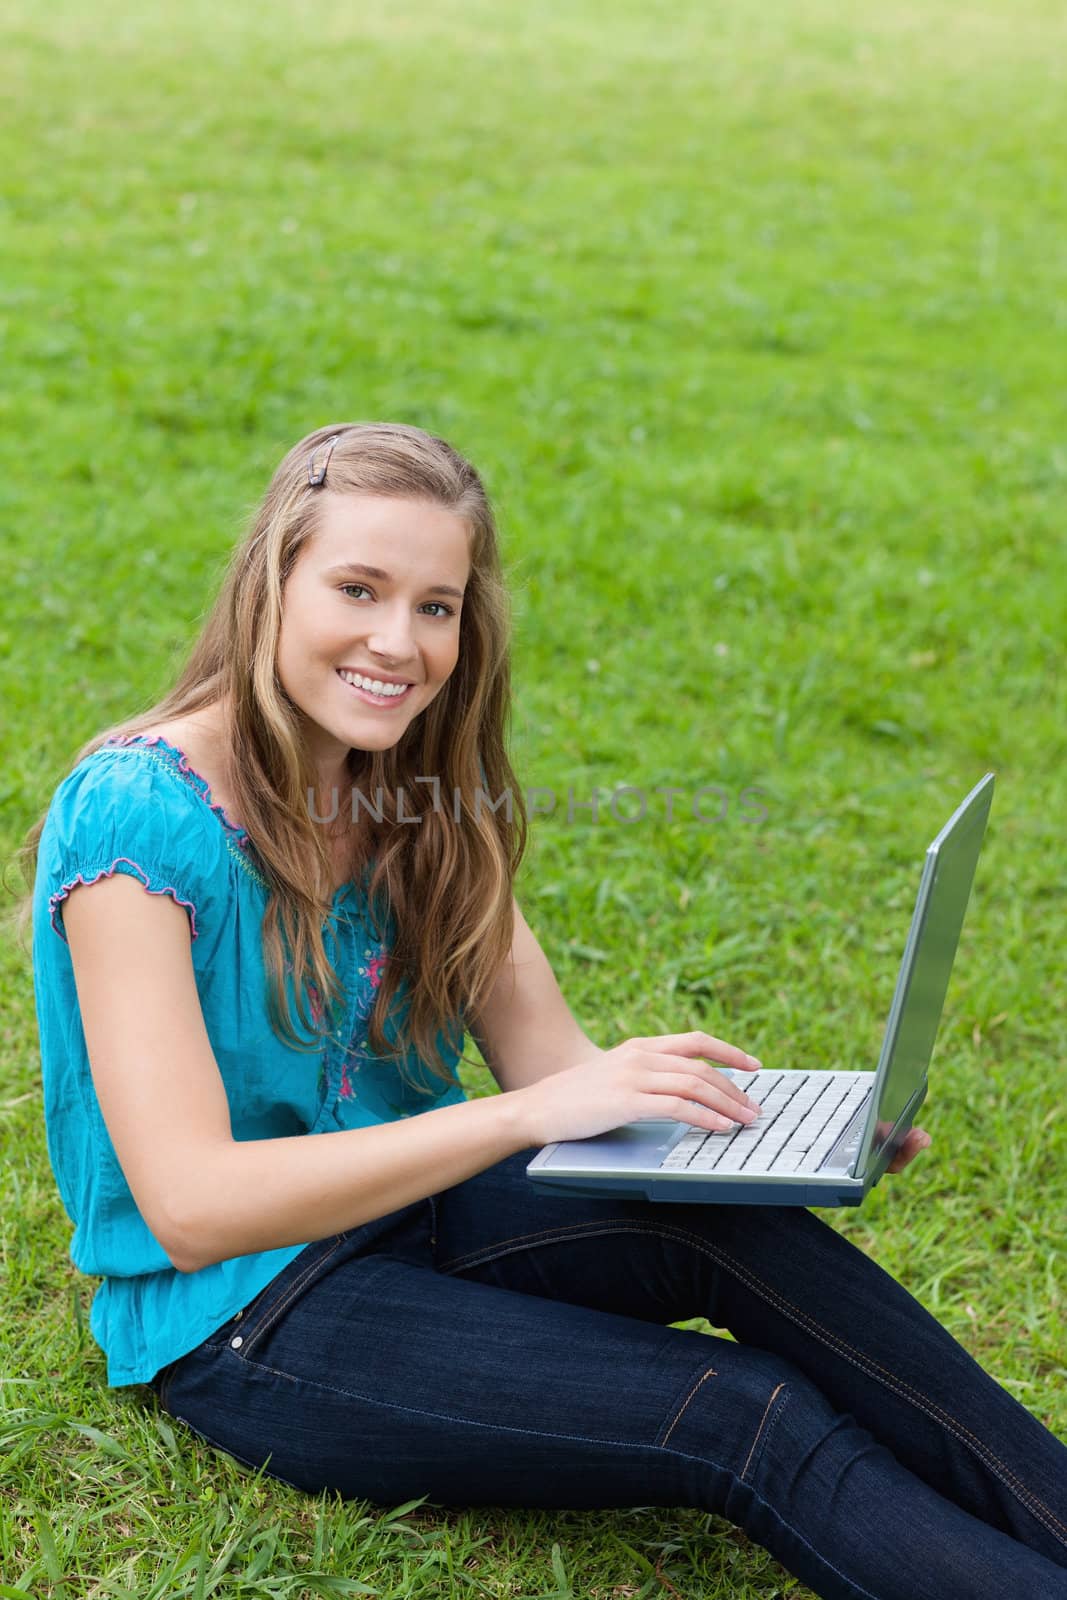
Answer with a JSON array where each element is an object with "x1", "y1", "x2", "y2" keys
[
  {"x1": 301, "y1": 938, "x2": 392, "y2": 1106},
  {"x1": 338, "y1": 943, "x2": 388, "y2": 1100},
  {"x1": 308, "y1": 983, "x2": 326, "y2": 1026}
]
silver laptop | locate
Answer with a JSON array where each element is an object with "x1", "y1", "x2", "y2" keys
[{"x1": 527, "y1": 774, "x2": 994, "y2": 1209}]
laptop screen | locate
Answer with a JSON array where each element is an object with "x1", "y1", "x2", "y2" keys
[{"x1": 862, "y1": 777, "x2": 994, "y2": 1171}]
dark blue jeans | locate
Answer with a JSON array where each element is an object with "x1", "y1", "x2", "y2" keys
[{"x1": 151, "y1": 1149, "x2": 1067, "y2": 1600}]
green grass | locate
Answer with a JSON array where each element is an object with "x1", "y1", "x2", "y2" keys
[{"x1": 2, "y1": 0, "x2": 1065, "y2": 1593}]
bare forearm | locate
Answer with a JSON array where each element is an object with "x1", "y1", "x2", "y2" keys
[
  {"x1": 481, "y1": 1031, "x2": 605, "y2": 1094},
  {"x1": 174, "y1": 1091, "x2": 533, "y2": 1274}
]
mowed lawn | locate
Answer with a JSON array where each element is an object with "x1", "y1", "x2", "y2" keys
[{"x1": 1, "y1": 0, "x2": 1065, "y2": 1594}]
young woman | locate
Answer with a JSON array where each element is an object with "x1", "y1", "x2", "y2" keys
[{"x1": 17, "y1": 423, "x2": 1067, "y2": 1600}]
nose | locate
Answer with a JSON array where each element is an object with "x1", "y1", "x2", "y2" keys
[{"x1": 366, "y1": 603, "x2": 418, "y2": 665}]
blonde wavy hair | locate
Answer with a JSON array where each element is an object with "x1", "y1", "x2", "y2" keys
[{"x1": 9, "y1": 422, "x2": 528, "y2": 1090}]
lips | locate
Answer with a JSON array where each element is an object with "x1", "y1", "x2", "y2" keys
[
  {"x1": 336, "y1": 668, "x2": 415, "y2": 707},
  {"x1": 336, "y1": 668, "x2": 414, "y2": 687}
]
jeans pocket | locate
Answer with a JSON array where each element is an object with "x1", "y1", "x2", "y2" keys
[{"x1": 228, "y1": 1234, "x2": 348, "y2": 1364}]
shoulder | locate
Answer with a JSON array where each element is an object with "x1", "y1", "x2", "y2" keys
[
  {"x1": 37, "y1": 745, "x2": 225, "y2": 949},
  {"x1": 52, "y1": 739, "x2": 211, "y2": 821},
  {"x1": 40, "y1": 743, "x2": 217, "y2": 887}
]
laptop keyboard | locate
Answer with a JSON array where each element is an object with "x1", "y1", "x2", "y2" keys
[{"x1": 659, "y1": 1070, "x2": 874, "y2": 1177}]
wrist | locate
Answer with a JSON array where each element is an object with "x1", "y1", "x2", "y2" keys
[{"x1": 485, "y1": 1079, "x2": 542, "y2": 1151}]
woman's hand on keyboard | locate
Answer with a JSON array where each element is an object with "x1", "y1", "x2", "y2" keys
[
  {"x1": 515, "y1": 1031, "x2": 763, "y2": 1147},
  {"x1": 886, "y1": 1126, "x2": 933, "y2": 1174}
]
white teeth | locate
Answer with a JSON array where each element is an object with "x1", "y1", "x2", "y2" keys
[{"x1": 338, "y1": 669, "x2": 409, "y2": 697}]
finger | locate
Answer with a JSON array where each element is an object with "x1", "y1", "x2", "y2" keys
[
  {"x1": 651, "y1": 1071, "x2": 759, "y2": 1125},
  {"x1": 887, "y1": 1128, "x2": 931, "y2": 1174},
  {"x1": 642, "y1": 1030, "x2": 763, "y2": 1075},
  {"x1": 646, "y1": 1053, "x2": 760, "y2": 1112}
]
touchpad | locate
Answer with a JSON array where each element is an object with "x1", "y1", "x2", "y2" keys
[{"x1": 542, "y1": 1121, "x2": 686, "y2": 1171}]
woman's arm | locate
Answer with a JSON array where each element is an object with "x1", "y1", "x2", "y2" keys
[
  {"x1": 468, "y1": 898, "x2": 934, "y2": 1173},
  {"x1": 467, "y1": 898, "x2": 605, "y2": 1093},
  {"x1": 62, "y1": 874, "x2": 534, "y2": 1275}
]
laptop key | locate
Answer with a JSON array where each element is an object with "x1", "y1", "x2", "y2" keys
[
  {"x1": 672, "y1": 1132, "x2": 709, "y2": 1152},
  {"x1": 773, "y1": 1153, "x2": 809, "y2": 1173},
  {"x1": 711, "y1": 1152, "x2": 754, "y2": 1173}
]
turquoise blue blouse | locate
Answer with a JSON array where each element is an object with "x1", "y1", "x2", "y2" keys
[{"x1": 31, "y1": 733, "x2": 467, "y2": 1388}]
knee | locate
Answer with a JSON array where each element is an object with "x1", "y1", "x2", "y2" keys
[{"x1": 657, "y1": 1344, "x2": 844, "y2": 1491}]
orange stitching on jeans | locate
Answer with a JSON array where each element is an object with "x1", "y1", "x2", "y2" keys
[
  {"x1": 239, "y1": 1237, "x2": 346, "y2": 1358},
  {"x1": 686, "y1": 1233, "x2": 1067, "y2": 1547},
  {"x1": 435, "y1": 1222, "x2": 639, "y2": 1273},
  {"x1": 659, "y1": 1364, "x2": 718, "y2": 1448},
  {"x1": 446, "y1": 1215, "x2": 1067, "y2": 1549},
  {"x1": 741, "y1": 1383, "x2": 785, "y2": 1482},
  {"x1": 638, "y1": 1220, "x2": 1067, "y2": 1549}
]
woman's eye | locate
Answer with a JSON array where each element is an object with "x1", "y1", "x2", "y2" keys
[{"x1": 339, "y1": 584, "x2": 454, "y2": 619}]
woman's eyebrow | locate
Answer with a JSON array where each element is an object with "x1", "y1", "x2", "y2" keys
[{"x1": 322, "y1": 562, "x2": 466, "y2": 600}]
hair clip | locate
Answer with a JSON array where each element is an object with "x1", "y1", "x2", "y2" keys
[{"x1": 307, "y1": 435, "x2": 341, "y2": 488}]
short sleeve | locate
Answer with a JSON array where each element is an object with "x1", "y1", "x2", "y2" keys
[{"x1": 40, "y1": 750, "x2": 211, "y2": 947}]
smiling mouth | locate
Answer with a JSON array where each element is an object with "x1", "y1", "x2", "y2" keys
[{"x1": 336, "y1": 668, "x2": 415, "y2": 707}]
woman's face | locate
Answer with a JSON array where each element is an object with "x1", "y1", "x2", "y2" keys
[{"x1": 277, "y1": 491, "x2": 471, "y2": 782}]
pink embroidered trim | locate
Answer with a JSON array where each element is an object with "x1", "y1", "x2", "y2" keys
[
  {"x1": 339, "y1": 945, "x2": 388, "y2": 1099},
  {"x1": 102, "y1": 733, "x2": 251, "y2": 851},
  {"x1": 49, "y1": 859, "x2": 200, "y2": 944}
]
